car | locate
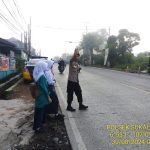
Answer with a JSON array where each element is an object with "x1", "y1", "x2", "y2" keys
[{"x1": 23, "y1": 56, "x2": 48, "y2": 82}]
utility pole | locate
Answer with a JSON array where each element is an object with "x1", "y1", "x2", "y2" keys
[
  {"x1": 21, "y1": 33, "x2": 23, "y2": 43},
  {"x1": 105, "y1": 27, "x2": 111, "y2": 67},
  {"x1": 24, "y1": 31, "x2": 27, "y2": 54},
  {"x1": 108, "y1": 27, "x2": 110, "y2": 37},
  {"x1": 30, "y1": 17, "x2": 31, "y2": 56},
  {"x1": 83, "y1": 25, "x2": 88, "y2": 66},
  {"x1": 86, "y1": 25, "x2": 88, "y2": 34},
  {"x1": 28, "y1": 17, "x2": 31, "y2": 59}
]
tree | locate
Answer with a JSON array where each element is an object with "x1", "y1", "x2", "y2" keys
[
  {"x1": 117, "y1": 29, "x2": 140, "y2": 64},
  {"x1": 61, "y1": 53, "x2": 72, "y2": 63},
  {"x1": 118, "y1": 29, "x2": 140, "y2": 55},
  {"x1": 107, "y1": 35, "x2": 118, "y2": 67},
  {"x1": 80, "y1": 29, "x2": 108, "y2": 65},
  {"x1": 135, "y1": 52, "x2": 149, "y2": 71}
]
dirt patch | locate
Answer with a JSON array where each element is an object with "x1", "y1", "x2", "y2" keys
[
  {"x1": 11, "y1": 82, "x2": 33, "y2": 102},
  {"x1": 15, "y1": 118, "x2": 72, "y2": 150},
  {"x1": 11, "y1": 82, "x2": 72, "y2": 150}
]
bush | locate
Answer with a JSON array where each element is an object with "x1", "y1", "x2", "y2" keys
[
  {"x1": 15, "y1": 57, "x2": 26, "y2": 72},
  {"x1": 93, "y1": 54, "x2": 104, "y2": 66},
  {"x1": 114, "y1": 64, "x2": 128, "y2": 70}
]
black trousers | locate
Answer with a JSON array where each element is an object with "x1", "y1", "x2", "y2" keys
[
  {"x1": 46, "y1": 85, "x2": 59, "y2": 114},
  {"x1": 67, "y1": 80, "x2": 83, "y2": 105},
  {"x1": 33, "y1": 107, "x2": 46, "y2": 130}
]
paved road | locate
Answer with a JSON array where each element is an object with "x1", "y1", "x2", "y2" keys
[{"x1": 54, "y1": 65, "x2": 150, "y2": 150}]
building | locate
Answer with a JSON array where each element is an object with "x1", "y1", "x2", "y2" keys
[{"x1": 0, "y1": 38, "x2": 22, "y2": 80}]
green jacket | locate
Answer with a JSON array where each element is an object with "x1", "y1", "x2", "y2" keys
[{"x1": 35, "y1": 75, "x2": 49, "y2": 108}]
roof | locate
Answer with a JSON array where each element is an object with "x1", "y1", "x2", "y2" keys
[
  {"x1": 27, "y1": 57, "x2": 48, "y2": 66},
  {"x1": 30, "y1": 56, "x2": 48, "y2": 59},
  {"x1": 0, "y1": 38, "x2": 16, "y2": 48}
]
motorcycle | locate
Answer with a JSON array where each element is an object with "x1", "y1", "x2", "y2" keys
[
  {"x1": 78, "y1": 66, "x2": 82, "y2": 73},
  {"x1": 58, "y1": 65, "x2": 65, "y2": 74}
]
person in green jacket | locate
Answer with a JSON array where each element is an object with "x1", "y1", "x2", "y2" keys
[{"x1": 33, "y1": 61, "x2": 52, "y2": 133}]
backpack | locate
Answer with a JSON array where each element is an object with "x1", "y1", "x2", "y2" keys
[{"x1": 29, "y1": 82, "x2": 40, "y2": 99}]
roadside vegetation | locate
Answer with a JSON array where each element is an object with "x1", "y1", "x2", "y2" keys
[{"x1": 60, "y1": 28, "x2": 150, "y2": 74}]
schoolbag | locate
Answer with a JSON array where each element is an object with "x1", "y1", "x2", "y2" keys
[{"x1": 29, "y1": 82, "x2": 40, "y2": 99}]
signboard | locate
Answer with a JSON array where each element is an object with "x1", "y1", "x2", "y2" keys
[
  {"x1": 9, "y1": 51, "x2": 16, "y2": 69},
  {"x1": 9, "y1": 58, "x2": 16, "y2": 69},
  {"x1": 10, "y1": 50, "x2": 15, "y2": 58},
  {"x1": 0, "y1": 56, "x2": 9, "y2": 70}
]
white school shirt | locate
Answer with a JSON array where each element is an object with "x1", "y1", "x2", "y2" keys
[{"x1": 45, "y1": 70, "x2": 55, "y2": 85}]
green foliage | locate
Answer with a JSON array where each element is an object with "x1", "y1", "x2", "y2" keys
[
  {"x1": 114, "y1": 64, "x2": 128, "y2": 70},
  {"x1": 80, "y1": 29, "x2": 108, "y2": 65},
  {"x1": 107, "y1": 35, "x2": 118, "y2": 67},
  {"x1": 114, "y1": 52, "x2": 149, "y2": 71},
  {"x1": 79, "y1": 28, "x2": 142, "y2": 71},
  {"x1": 134, "y1": 52, "x2": 149, "y2": 70},
  {"x1": 107, "y1": 29, "x2": 140, "y2": 67},
  {"x1": 93, "y1": 54, "x2": 104, "y2": 66},
  {"x1": 148, "y1": 68, "x2": 150, "y2": 74},
  {"x1": 117, "y1": 52, "x2": 134, "y2": 65},
  {"x1": 15, "y1": 57, "x2": 26, "y2": 72},
  {"x1": 117, "y1": 29, "x2": 140, "y2": 55},
  {"x1": 114, "y1": 63, "x2": 139, "y2": 71},
  {"x1": 81, "y1": 33, "x2": 100, "y2": 50}
]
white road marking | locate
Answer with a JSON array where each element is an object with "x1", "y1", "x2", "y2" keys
[{"x1": 56, "y1": 82, "x2": 87, "y2": 150}]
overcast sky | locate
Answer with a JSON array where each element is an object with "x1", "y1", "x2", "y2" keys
[{"x1": 0, "y1": 0, "x2": 149, "y2": 58}]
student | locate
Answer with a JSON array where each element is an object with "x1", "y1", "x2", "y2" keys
[
  {"x1": 45, "y1": 60, "x2": 64, "y2": 119},
  {"x1": 66, "y1": 48, "x2": 88, "y2": 111},
  {"x1": 33, "y1": 61, "x2": 52, "y2": 133}
]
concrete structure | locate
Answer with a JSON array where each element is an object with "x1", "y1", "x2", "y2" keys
[{"x1": 0, "y1": 37, "x2": 25, "y2": 80}]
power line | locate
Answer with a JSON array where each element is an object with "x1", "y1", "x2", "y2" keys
[
  {"x1": 7, "y1": 0, "x2": 26, "y2": 30},
  {"x1": 36, "y1": 25, "x2": 87, "y2": 31},
  {"x1": 35, "y1": 25, "x2": 107, "y2": 32},
  {"x1": 0, "y1": 9, "x2": 23, "y2": 33},
  {"x1": 0, "y1": 13, "x2": 20, "y2": 36},
  {"x1": 12, "y1": 0, "x2": 27, "y2": 26},
  {"x1": 1, "y1": 0, "x2": 25, "y2": 32},
  {"x1": 0, "y1": 13, "x2": 21, "y2": 35}
]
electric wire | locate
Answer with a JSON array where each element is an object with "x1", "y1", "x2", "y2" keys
[
  {"x1": 0, "y1": 14, "x2": 20, "y2": 36},
  {"x1": 0, "y1": 9, "x2": 23, "y2": 33},
  {"x1": 35, "y1": 25, "x2": 105, "y2": 32},
  {"x1": 7, "y1": 0, "x2": 26, "y2": 30},
  {"x1": 1, "y1": 0, "x2": 25, "y2": 32},
  {"x1": 12, "y1": 0, "x2": 27, "y2": 26}
]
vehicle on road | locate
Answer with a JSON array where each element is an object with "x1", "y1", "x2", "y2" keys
[
  {"x1": 23, "y1": 56, "x2": 48, "y2": 82},
  {"x1": 58, "y1": 65, "x2": 65, "y2": 74},
  {"x1": 58, "y1": 58, "x2": 66, "y2": 74}
]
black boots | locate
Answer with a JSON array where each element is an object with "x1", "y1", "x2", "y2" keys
[
  {"x1": 66, "y1": 105, "x2": 76, "y2": 112},
  {"x1": 66, "y1": 104, "x2": 88, "y2": 111},
  {"x1": 55, "y1": 113, "x2": 65, "y2": 119},
  {"x1": 79, "y1": 103, "x2": 88, "y2": 110}
]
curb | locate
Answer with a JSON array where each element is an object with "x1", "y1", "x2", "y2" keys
[
  {"x1": 0, "y1": 74, "x2": 22, "y2": 97},
  {"x1": 1, "y1": 78, "x2": 23, "y2": 100},
  {"x1": 56, "y1": 82, "x2": 87, "y2": 150}
]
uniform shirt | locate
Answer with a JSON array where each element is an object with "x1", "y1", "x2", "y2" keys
[
  {"x1": 35, "y1": 75, "x2": 49, "y2": 108},
  {"x1": 45, "y1": 70, "x2": 55, "y2": 85},
  {"x1": 68, "y1": 59, "x2": 79, "y2": 83}
]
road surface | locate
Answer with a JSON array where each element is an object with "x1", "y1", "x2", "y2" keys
[{"x1": 54, "y1": 65, "x2": 150, "y2": 150}]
